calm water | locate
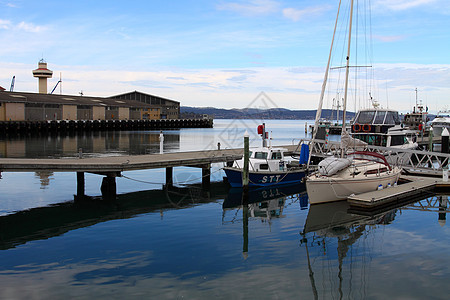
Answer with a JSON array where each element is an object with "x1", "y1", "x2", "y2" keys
[{"x1": 0, "y1": 120, "x2": 449, "y2": 299}]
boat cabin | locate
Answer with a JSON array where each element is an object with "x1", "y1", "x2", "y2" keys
[
  {"x1": 352, "y1": 109, "x2": 400, "y2": 134},
  {"x1": 233, "y1": 147, "x2": 291, "y2": 172}
]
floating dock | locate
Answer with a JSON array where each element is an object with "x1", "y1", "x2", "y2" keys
[{"x1": 348, "y1": 175, "x2": 449, "y2": 210}]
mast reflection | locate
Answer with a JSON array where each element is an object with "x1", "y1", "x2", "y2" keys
[{"x1": 222, "y1": 184, "x2": 307, "y2": 257}]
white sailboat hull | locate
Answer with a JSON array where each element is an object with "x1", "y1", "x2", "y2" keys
[{"x1": 306, "y1": 166, "x2": 401, "y2": 205}]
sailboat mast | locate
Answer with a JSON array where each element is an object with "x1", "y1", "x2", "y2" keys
[
  {"x1": 307, "y1": 0, "x2": 342, "y2": 167},
  {"x1": 342, "y1": 0, "x2": 355, "y2": 132}
]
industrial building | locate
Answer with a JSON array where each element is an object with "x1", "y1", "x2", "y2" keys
[{"x1": 0, "y1": 61, "x2": 180, "y2": 121}]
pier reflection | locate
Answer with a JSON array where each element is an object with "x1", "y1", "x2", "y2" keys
[
  {"x1": 0, "y1": 182, "x2": 229, "y2": 250},
  {"x1": 0, "y1": 130, "x2": 181, "y2": 158}
]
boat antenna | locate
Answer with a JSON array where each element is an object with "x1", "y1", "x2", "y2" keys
[{"x1": 308, "y1": 0, "x2": 343, "y2": 167}]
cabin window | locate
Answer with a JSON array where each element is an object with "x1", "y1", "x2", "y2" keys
[
  {"x1": 356, "y1": 111, "x2": 375, "y2": 124},
  {"x1": 373, "y1": 111, "x2": 386, "y2": 124},
  {"x1": 391, "y1": 135, "x2": 406, "y2": 146},
  {"x1": 259, "y1": 164, "x2": 269, "y2": 170},
  {"x1": 254, "y1": 152, "x2": 268, "y2": 159},
  {"x1": 385, "y1": 111, "x2": 400, "y2": 125},
  {"x1": 271, "y1": 152, "x2": 282, "y2": 159}
]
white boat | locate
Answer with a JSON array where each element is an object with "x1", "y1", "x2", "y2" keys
[
  {"x1": 351, "y1": 108, "x2": 417, "y2": 149},
  {"x1": 223, "y1": 145, "x2": 307, "y2": 187},
  {"x1": 306, "y1": 151, "x2": 401, "y2": 204},
  {"x1": 431, "y1": 109, "x2": 450, "y2": 137},
  {"x1": 223, "y1": 124, "x2": 308, "y2": 188},
  {"x1": 305, "y1": 0, "x2": 402, "y2": 204}
]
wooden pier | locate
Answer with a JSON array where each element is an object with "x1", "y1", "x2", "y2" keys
[{"x1": 0, "y1": 145, "x2": 298, "y2": 199}]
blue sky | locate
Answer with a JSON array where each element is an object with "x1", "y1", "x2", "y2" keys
[{"x1": 1, "y1": 0, "x2": 449, "y2": 112}]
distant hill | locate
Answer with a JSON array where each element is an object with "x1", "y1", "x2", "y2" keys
[{"x1": 180, "y1": 106, "x2": 355, "y2": 120}]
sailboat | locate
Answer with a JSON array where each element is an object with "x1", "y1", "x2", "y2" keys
[{"x1": 305, "y1": 0, "x2": 402, "y2": 205}]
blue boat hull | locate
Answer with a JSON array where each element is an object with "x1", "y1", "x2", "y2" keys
[{"x1": 223, "y1": 167, "x2": 306, "y2": 188}]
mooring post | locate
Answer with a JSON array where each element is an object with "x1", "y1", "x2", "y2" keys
[
  {"x1": 159, "y1": 130, "x2": 164, "y2": 154},
  {"x1": 100, "y1": 176, "x2": 117, "y2": 200},
  {"x1": 242, "y1": 130, "x2": 250, "y2": 193},
  {"x1": 439, "y1": 195, "x2": 448, "y2": 226},
  {"x1": 76, "y1": 172, "x2": 85, "y2": 198},
  {"x1": 202, "y1": 164, "x2": 211, "y2": 189},
  {"x1": 428, "y1": 126, "x2": 434, "y2": 151},
  {"x1": 165, "y1": 167, "x2": 173, "y2": 189}
]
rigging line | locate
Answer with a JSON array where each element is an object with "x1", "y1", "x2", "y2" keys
[{"x1": 121, "y1": 168, "x2": 224, "y2": 186}]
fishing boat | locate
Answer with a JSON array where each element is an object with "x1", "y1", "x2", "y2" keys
[
  {"x1": 431, "y1": 109, "x2": 450, "y2": 137},
  {"x1": 402, "y1": 88, "x2": 429, "y2": 132},
  {"x1": 223, "y1": 124, "x2": 308, "y2": 188},
  {"x1": 351, "y1": 107, "x2": 418, "y2": 149},
  {"x1": 305, "y1": 0, "x2": 402, "y2": 204}
]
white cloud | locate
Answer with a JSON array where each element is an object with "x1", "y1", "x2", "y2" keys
[
  {"x1": 373, "y1": 34, "x2": 407, "y2": 42},
  {"x1": 374, "y1": 0, "x2": 438, "y2": 11},
  {"x1": 0, "y1": 19, "x2": 11, "y2": 29},
  {"x1": 217, "y1": 0, "x2": 280, "y2": 16},
  {"x1": 17, "y1": 21, "x2": 45, "y2": 33},
  {"x1": 1, "y1": 62, "x2": 449, "y2": 113},
  {"x1": 282, "y1": 6, "x2": 330, "y2": 22}
]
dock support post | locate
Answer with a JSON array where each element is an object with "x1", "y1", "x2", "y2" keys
[
  {"x1": 442, "y1": 128, "x2": 449, "y2": 167},
  {"x1": 165, "y1": 167, "x2": 173, "y2": 189},
  {"x1": 101, "y1": 176, "x2": 116, "y2": 200},
  {"x1": 242, "y1": 130, "x2": 250, "y2": 195},
  {"x1": 439, "y1": 196, "x2": 448, "y2": 226},
  {"x1": 76, "y1": 172, "x2": 85, "y2": 198},
  {"x1": 202, "y1": 164, "x2": 211, "y2": 189}
]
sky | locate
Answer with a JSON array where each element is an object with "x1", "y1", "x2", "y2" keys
[{"x1": 0, "y1": 0, "x2": 449, "y2": 113}]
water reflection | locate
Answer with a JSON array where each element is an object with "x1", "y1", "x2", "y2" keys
[
  {"x1": 0, "y1": 182, "x2": 229, "y2": 250},
  {"x1": 300, "y1": 194, "x2": 449, "y2": 299},
  {"x1": 0, "y1": 131, "x2": 181, "y2": 158},
  {"x1": 222, "y1": 184, "x2": 308, "y2": 257}
]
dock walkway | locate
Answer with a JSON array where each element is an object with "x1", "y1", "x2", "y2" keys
[{"x1": 348, "y1": 176, "x2": 449, "y2": 209}]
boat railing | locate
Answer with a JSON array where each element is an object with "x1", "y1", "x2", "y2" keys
[{"x1": 296, "y1": 138, "x2": 449, "y2": 176}]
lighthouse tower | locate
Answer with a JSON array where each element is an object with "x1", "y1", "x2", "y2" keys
[{"x1": 32, "y1": 59, "x2": 53, "y2": 94}]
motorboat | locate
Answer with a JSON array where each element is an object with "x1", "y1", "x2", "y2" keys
[
  {"x1": 351, "y1": 108, "x2": 418, "y2": 150},
  {"x1": 306, "y1": 151, "x2": 401, "y2": 204},
  {"x1": 402, "y1": 88, "x2": 429, "y2": 132},
  {"x1": 223, "y1": 145, "x2": 307, "y2": 188},
  {"x1": 431, "y1": 109, "x2": 450, "y2": 137},
  {"x1": 223, "y1": 123, "x2": 308, "y2": 188}
]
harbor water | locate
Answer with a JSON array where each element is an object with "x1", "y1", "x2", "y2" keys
[{"x1": 0, "y1": 120, "x2": 449, "y2": 299}]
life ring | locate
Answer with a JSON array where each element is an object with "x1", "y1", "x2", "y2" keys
[
  {"x1": 352, "y1": 123, "x2": 361, "y2": 132},
  {"x1": 362, "y1": 124, "x2": 371, "y2": 132}
]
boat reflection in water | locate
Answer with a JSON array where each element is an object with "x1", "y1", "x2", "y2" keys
[
  {"x1": 223, "y1": 183, "x2": 308, "y2": 258},
  {"x1": 301, "y1": 201, "x2": 398, "y2": 299}
]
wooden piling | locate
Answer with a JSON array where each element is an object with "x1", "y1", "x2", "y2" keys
[
  {"x1": 166, "y1": 167, "x2": 173, "y2": 188},
  {"x1": 242, "y1": 131, "x2": 249, "y2": 190},
  {"x1": 76, "y1": 172, "x2": 85, "y2": 198},
  {"x1": 202, "y1": 165, "x2": 211, "y2": 189}
]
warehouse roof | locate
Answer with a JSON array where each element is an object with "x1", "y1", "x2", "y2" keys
[{"x1": 0, "y1": 91, "x2": 159, "y2": 109}]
